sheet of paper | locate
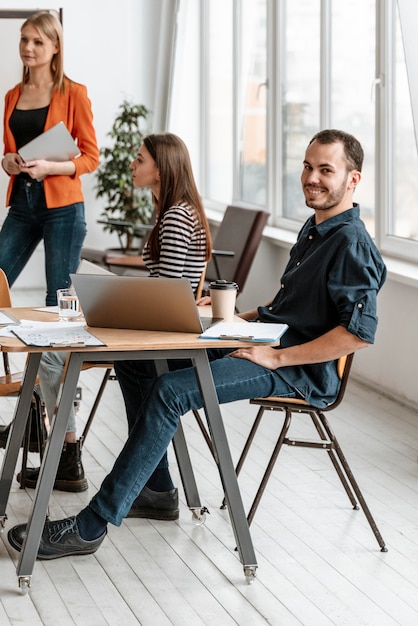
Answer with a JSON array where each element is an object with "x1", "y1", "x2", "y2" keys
[
  {"x1": 10, "y1": 320, "x2": 104, "y2": 347},
  {"x1": 199, "y1": 321, "x2": 288, "y2": 343}
]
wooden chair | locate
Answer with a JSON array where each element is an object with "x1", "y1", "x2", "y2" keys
[
  {"x1": 232, "y1": 354, "x2": 387, "y2": 550},
  {"x1": 195, "y1": 263, "x2": 207, "y2": 301},
  {"x1": 0, "y1": 269, "x2": 46, "y2": 477},
  {"x1": 192, "y1": 354, "x2": 387, "y2": 550}
]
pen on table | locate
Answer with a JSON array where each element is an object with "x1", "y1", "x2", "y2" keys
[
  {"x1": 219, "y1": 334, "x2": 255, "y2": 341},
  {"x1": 49, "y1": 341, "x2": 86, "y2": 347}
]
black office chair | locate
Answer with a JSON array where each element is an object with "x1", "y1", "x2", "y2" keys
[{"x1": 204, "y1": 205, "x2": 269, "y2": 308}]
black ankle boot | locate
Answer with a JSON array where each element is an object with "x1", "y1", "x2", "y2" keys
[{"x1": 17, "y1": 440, "x2": 88, "y2": 492}]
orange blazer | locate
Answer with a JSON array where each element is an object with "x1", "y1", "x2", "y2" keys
[{"x1": 3, "y1": 78, "x2": 99, "y2": 209}]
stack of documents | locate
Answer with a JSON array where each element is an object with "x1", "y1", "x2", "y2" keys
[
  {"x1": 199, "y1": 321, "x2": 288, "y2": 343},
  {"x1": 10, "y1": 320, "x2": 104, "y2": 347}
]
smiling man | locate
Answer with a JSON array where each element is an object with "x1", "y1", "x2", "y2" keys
[
  {"x1": 8, "y1": 129, "x2": 387, "y2": 560},
  {"x1": 302, "y1": 130, "x2": 362, "y2": 220}
]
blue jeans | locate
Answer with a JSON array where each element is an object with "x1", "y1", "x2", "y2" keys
[
  {"x1": 90, "y1": 349, "x2": 298, "y2": 526},
  {"x1": 0, "y1": 177, "x2": 87, "y2": 305},
  {"x1": 114, "y1": 358, "x2": 194, "y2": 478}
]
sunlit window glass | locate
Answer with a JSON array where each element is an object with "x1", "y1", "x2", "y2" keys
[
  {"x1": 331, "y1": 0, "x2": 375, "y2": 237},
  {"x1": 393, "y1": 9, "x2": 418, "y2": 242},
  {"x1": 238, "y1": 0, "x2": 267, "y2": 206},
  {"x1": 282, "y1": 0, "x2": 320, "y2": 222},
  {"x1": 206, "y1": 0, "x2": 233, "y2": 203}
]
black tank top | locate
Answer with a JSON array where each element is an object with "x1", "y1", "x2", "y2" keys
[{"x1": 9, "y1": 105, "x2": 49, "y2": 150}]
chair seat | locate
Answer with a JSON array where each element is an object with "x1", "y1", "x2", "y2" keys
[
  {"x1": 0, "y1": 372, "x2": 24, "y2": 396},
  {"x1": 251, "y1": 396, "x2": 309, "y2": 407},
  {"x1": 81, "y1": 362, "x2": 113, "y2": 372},
  {"x1": 0, "y1": 373, "x2": 40, "y2": 396}
]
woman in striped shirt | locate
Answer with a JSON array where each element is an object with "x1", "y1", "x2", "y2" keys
[
  {"x1": 18, "y1": 133, "x2": 212, "y2": 502},
  {"x1": 138, "y1": 133, "x2": 211, "y2": 292},
  {"x1": 113, "y1": 133, "x2": 212, "y2": 520}
]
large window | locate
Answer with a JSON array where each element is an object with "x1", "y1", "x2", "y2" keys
[
  {"x1": 391, "y1": 2, "x2": 418, "y2": 245},
  {"x1": 174, "y1": 0, "x2": 418, "y2": 264}
]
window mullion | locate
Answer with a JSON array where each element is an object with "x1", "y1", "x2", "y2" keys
[
  {"x1": 375, "y1": 0, "x2": 393, "y2": 251},
  {"x1": 320, "y1": 0, "x2": 332, "y2": 128}
]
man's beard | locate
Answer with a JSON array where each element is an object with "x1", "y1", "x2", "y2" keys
[{"x1": 304, "y1": 175, "x2": 348, "y2": 211}]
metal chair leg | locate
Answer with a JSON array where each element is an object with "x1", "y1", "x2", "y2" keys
[
  {"x1": 317, "y1": 412, "x2": 387, "y2": 552},
  {"x1": 80, "y1": 368, "x2": 113, "y2": 445}
]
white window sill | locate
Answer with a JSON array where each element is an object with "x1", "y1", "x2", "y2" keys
[
  {"x1": 206, "y1": 208, "x2": 418, "y2": 289},
  {"x1": 383, "y1": 257, "x2": 418, "y2": 288}
]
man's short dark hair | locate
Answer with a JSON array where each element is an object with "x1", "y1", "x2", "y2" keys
[{"x1": 308, "y1": 129, "x2": 364, "y2": 172}]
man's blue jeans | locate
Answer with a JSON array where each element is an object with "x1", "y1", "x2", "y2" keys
[
  {"x1": 0, "y1": 178, "x2": 86, "y2": 305},
  {"x1": 90, "y1": 349, "x2": 298, "y2": 526}
]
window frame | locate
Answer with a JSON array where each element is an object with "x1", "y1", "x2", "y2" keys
[{"x1": 198, "y1": 0, "x2": 418, "y2": 264}]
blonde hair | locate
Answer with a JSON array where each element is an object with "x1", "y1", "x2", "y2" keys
[{"x1": 21, "y1": 10, "x2": 67, "y2": 93}]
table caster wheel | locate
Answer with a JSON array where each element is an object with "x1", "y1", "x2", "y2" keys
[
  {"x1": 0, "y1": 514, "x2": 7, "y2": 532},
  {"x1": 191, "y1": 506, "x2": 209, "y2": 526},
  {"x1": 244, "y1": 566, "x2": 257, "y2": 584},
  {"x1": 18, "y1": 576, "x2": 31, "y2": 594}
]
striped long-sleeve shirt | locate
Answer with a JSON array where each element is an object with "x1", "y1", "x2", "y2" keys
[{"x1": 142, "y1": 203, "x2": 207, "y2": 294}]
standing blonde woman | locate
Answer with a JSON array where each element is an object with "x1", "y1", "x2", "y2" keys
[
  {"x1": 0, "y1": 10, "x2": 99, "y2": 471},
  {"x1": 0, "y1": 10, "x2": 99, "y2": 304}
]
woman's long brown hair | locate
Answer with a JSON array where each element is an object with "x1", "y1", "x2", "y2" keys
[{"x1": 144, "y1": 133, "x2": 212, "y2": 262}]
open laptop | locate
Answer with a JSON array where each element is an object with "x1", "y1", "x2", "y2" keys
[{"x1": 70, "y1": 273, "x2": 218, "y2": 333}]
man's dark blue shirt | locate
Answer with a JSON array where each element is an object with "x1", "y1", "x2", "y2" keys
[{"x1": 256, "y1": 204, "x2": 387, "y2": 407}]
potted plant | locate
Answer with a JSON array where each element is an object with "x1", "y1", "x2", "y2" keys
[{"x1": 95, "y1": 100, "x2": 154, "y2": 252}]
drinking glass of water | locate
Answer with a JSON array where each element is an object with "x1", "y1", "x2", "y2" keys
[{"x1": 57, "y1": 288, "x2": 83, "y2": 321}]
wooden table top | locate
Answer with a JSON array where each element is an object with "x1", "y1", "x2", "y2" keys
[{"x1": 0, "y1": 306, "x2": 242, "y2": 353}]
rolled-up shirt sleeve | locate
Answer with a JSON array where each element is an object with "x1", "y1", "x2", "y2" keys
[{"x1": 328, "y1": 240, "x2": 386, "y2": 344}]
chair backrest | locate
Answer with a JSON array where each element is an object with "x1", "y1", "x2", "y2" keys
[
  {"x1": 205, "y1": 206, "x2": 269, "y2": 293},
  {"x1": 0, "y1": 268, "x2": 12, "y2": 308},
  {"x1": 250, "y1": 353, "x2": 355, "y2": 413},
  {"x1": 195, "y1": 263, "x2": 207, "y2": 301},
  {"x1": 331, "y1": 353, "x2": 354, "y2": 411},
  {"x1": 0, "y1": 269, "x2": 13, "y2": 378}
]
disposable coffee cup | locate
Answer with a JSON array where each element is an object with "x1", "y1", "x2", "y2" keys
[
  {"x1": 57, "y1": 287, "x2": 83, "y2": 321},
  {"x1": 209, "y1": 280, "x2": 238, "y2": 322}
]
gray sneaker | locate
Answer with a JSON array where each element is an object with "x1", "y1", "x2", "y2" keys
[
  {"x1": 8, "y1": 516, "x2": 106, "y2": 560},
  {"x1": 127, "y1": 486, "x2": 179, "y2": 521}
]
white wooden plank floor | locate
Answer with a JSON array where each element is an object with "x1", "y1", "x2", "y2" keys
[{"x1": 1, "y1": 289, "x2": 417, "y2": 625}]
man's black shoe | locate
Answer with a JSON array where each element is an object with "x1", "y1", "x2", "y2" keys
[
  {"x1": 8, "y1": 516, "x2": 106, "y2": 560},
  {"x1": 127, "y1": 486, "x2": 179, "y2": 521}
]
